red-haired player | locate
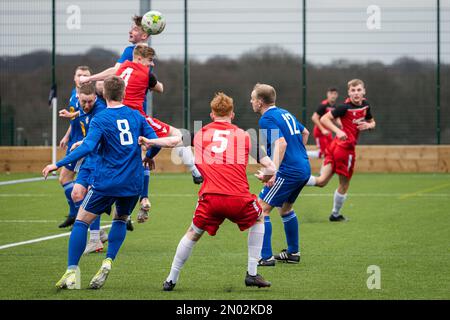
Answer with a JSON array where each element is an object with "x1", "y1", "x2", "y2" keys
[{"x1": 140, "y1": 92, "x2": 276, "y2": 290}]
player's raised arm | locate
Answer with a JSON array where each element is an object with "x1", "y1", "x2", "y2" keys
[{"x1": 80, "y1": 65, "x2": 120, "y2": 84}]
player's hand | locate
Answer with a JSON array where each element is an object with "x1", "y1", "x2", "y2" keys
[
  {"x1": 254, "y1": 170, "x2": 273, "y2": 183},
  {"x1": 79, "y1": 75, "x2": 91, "y2": 84},
  {"x1": 357, "y1": 121, "x2": 373, "y2": 131},
  {"x1": 265, "y1": 175, "x2": 276, "y2": 188},
  {"x1": 59, "y1": 109, "x2": 71, "y2": 118},
  {"x1": 321, "y1": 129, "x2": 330, "y2": 136},
  {"x1": 336, "y1": 130, "x2": 348, "y2": 141},
  {"x1": 70, "y1": 140, "x2": 83, "y2": 152},
  {"x1": 42, "y1": 164, "x2": 58, "y2": 179},
  {"x1": 142, "y1": 156, "x2": 156, "y2": 171},
  {"x1": 138, "y1": 136, "x2": 152, "y2": 149},
  {"x1": 59, "y1": 136, "x2": 69, "y2": 149}
]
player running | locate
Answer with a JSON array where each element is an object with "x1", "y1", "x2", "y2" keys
[
  {"x1": 250, "y1": 83, "x2": 311, "y2": 266},
  {"x1": 307, "y1": 87, "x2": 339, "y2": 160},
  {"x1": 56, "y1": 66, "x2": 91, "y2": 228},
  {"x1": 43, "y1": 76, "x2": 181, "y2": 290},
  {"x1": 153, "y1": 92, "x2": 276, "y2": 291},
  {"x1": 305, "y1": 79, "x2": 376, "y2": 222}
]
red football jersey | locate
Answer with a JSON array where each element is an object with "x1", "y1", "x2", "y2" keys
[
  {"x1": 115, "y1": 60, "x2": 149, "y2": 117},
  {"x1": 313, "y1": 99, "x2": 336, "y2": 138},
  {"x1": 194, "y1": 121, "x2": 251, "y2": 197},
  {"x1": 331, "y1": 98, "x2": 373, "y2": 149}
]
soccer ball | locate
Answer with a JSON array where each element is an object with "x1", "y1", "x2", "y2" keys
[{"x1": 141, "y1": 10, "x2": 166, "y2": 35}]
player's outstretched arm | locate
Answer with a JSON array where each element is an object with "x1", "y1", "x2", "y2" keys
[
  {"x1": 151, "y1": 81, "x2": 164, "y2": 93},
  {"x1": 43, "y1": 123, "x2": 102, "y2": 178},
  {"x1": 321, "y1": 112, "x2": 347, "y2": 140},
  {"x1": 80, "y1": 63, "x2": 121, "y2": 84},
  {"x1": 139, "y1": 136, "x2": 181, "y2": 149}
]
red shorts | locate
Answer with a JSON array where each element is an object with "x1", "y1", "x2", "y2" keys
[
  {"x1": 313, "y1": 130, "x2": 333, "y2": 158},
  {"x1": 145, "y1": 116, "x2": 171, "y2": 138},
  {"x1": 193, "y1": 194, "x2": 262, "y2": 236},
  {"x1": 324, "y1": 140, "x2": 356, "y2": 179}
]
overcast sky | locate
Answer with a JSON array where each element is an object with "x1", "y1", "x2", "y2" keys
[{"x1": 1, "y1": 0, "x2": 450, "y2": 64}]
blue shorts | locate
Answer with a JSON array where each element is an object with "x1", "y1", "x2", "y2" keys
[
  {"x1": 259, "y1": 173, "x2": 309, "y2": 207},
  {"x1": 75, "y1": 165, "x2": 92, "y2": 188},
  {"x1": 81, "y1": 189, "x2": 139, "y2": 216}
]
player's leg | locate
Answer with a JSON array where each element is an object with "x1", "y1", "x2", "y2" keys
[
  {"x1": 137, "y1": 149, "x2": 151, "y2": 225},
  {"x1": 328, "y1": 147, "x2": 355, "y2": 222},
  {"x1": 168, "y1": 125, "x2": 203, "y2": 184},
  {"x1": 274, "y1": 202, "x2": 301, "y2": 263},
  {"x1": 58, "y1": 166, "x2": 77, "y2": 228},
  {"x1": 306, "y1": 136, "x2": 321, "y2": 159},
  {"x1": 257, "y1": 198, "x2": 275, "y2": 266},
  {"x1": 89, "y1": 195, "x2": 139, "y2": 289},
  {"x1": 305, "y1": 161, "x2": 334, "y2": 187},
  {"x1": 163, "y1": 224, "x2": 204, "y2": 291},
  {"x1": 329, "y1": 175, "x2": 351, "y2": 222},
  {"x1": 55, "y1": 197, "x2": 100, "y2": 289}
]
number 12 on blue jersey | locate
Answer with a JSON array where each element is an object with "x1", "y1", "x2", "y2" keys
[{"x1": 281, "y1": 113, "x2": 301, "y2": 135}]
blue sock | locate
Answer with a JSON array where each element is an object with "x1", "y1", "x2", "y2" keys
[
  {"x1": 106, "y1": 220, "x2": 127, "y2": 260},
  {"x1": 261, "y1": 216, "x2": 273, "y2": 259},
  {"x1": 141, "y1": 169, "x2": 150, "y2": 200},
  {"x1": 282, "y1": 211, "x2": 299, "y2": 254},
  {"x1": 67, "y1": 220, "x2": 89, "y2": 268},
  {"x1": 90, "y1": 215, "x2": 101, "y2": 231},
  {"x1": 62, "y1": 181, "x2": 77, "y2": 218}
]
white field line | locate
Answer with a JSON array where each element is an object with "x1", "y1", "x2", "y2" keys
[
  {"x1": 0, "y1": 176, "x2": 56, "y2": 186},
  {"x1": 0, "y1": 220, "x2": 112, "y2": 224},
  {"x1": 0, "y1": 224, "x2": 112, "y2": 251},
  {"x1": 1, "y1": 193, "x2": 449, "y2": 198}
]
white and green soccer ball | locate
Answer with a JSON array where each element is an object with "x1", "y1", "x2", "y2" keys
[{"x1": 141, "y1": 10, "x2": 166, "y2": 35}]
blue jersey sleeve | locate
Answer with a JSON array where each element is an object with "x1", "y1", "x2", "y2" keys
[
  {"x1": 259, "y1": 116, "x2": 284, "y2": 142},
  {"x1": 117, "y1": 46, "x2": 134, "y2": 63},
  {"x1": 56, "y1": 118, "x2": 103, "y2": 167}
]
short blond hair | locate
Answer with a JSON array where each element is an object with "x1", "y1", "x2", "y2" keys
[
  {"x1": 210, "y1": 92, "x2": 234, "y2": 117},
  {"x1": 253, "y1": 83, "x2": 276, "y2": 105},
  {"x1": 347, "y1": 79, "x2": 365, "y2": 89}
]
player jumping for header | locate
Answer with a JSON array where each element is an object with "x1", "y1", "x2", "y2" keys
[{"x1": 305, "y1": 79, "x2": 376, "y2": 222}]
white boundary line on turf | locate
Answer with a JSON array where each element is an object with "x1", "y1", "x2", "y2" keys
[
  {"x1": 0, "y1": 176, "x2": 57, "y2": 186},
  {"x1": 0, "y1": 224, "x2": 112, "y2": 251},
  {"x1": 1, "y1": 193, "x2": 448, "y2": 198}
]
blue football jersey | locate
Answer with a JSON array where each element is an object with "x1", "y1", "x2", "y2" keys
[
  {"x1": 77, "y1": 97, "x2": 107, "y2": 171},
  {"x1": 259, "y1": 106, "x2": 311, "y2": 178},
  {"x1": 67, "y1": 88, "x2": 82, "y2": 149},
  {"x1": 56, "y1": 105, "x2": 158, "y2": 196}
]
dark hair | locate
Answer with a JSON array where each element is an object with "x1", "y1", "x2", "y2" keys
[
  {"x1": 75, "y1": 65, "x2": 92, "y2": 74},
  {"x1": 103, "y1": 76, "x2": 125, "y2": 102},
  {"x1": 132, "y1": 15, "x2": 143, "y2": 27},
  {"x1": 327, "y1": 87, "x2": 338, "y2": 92},
  {"x1": 78, "y1": 83, "x2": 96, "y2": 96}
]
